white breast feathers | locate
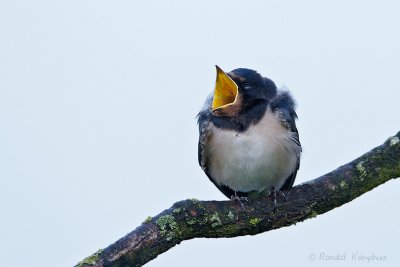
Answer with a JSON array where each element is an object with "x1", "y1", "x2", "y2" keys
[{"x1": 204, "y1": 109, "x2": 301, "y2": 193}]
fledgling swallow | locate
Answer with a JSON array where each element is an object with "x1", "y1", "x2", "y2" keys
[{"x1": 197, "y1": 66, "x2": 301, "y2": 198}]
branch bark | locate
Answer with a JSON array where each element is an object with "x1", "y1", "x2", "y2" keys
[{"x1": 76, "y1": 132, "x2": 400, "y2": 267}]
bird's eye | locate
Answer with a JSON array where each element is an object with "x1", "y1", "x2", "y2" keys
[{"x1": 242, "y1": 83, "x2": 252, "y2": 90}]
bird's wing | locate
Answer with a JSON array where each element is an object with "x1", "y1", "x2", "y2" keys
[
  {"x1": 198, "y1": 117, "x2": 236, "y2": 198},
  {"x1": 277, "y1": 108, "x2": 301, "y2": 190},
  {"x1": 197, "y1": 116, "x2": 209, "y2": 171},
  {"x1": 197, "y1": 94, "x2": 213, "y2": 170},
  {"x1": 197, "y1": 97, "x2": 237, "y2": 198},
  {"x1": 270, "y1": 90, "x2": 302, "y2": 190}
]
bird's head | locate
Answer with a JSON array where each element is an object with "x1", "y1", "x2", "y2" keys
[{"x1": 211, "y1": 66, "x2": 277, "y2": 117}]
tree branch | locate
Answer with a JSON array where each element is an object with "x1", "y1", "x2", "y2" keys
[{"x1": 76, "y1": 132, "x2": 400, "y2": 267}]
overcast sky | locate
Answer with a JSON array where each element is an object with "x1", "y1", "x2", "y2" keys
[{"x1": 1, "y1": 1, "x2": 399, "y2": 266}]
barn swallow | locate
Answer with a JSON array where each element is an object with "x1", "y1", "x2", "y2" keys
[{"x1": 197, "y1": 66, "x2": 301, "y2": 200}]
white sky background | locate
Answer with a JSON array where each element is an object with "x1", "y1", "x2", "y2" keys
[{"x1": 1, "y1": 1, "x2": 399, "y2": 266}]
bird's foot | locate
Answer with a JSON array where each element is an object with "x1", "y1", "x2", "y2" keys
[
  {"x1": 231, "y1": 192, "x2": 250, "y2": 211},
  {"x1": 268, "y1": 187, "x2": 287, "y2": 210}
]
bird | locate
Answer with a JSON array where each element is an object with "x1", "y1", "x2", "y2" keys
[{"x1": 197, "y1": 66, "x2": 302, "y2": 200}]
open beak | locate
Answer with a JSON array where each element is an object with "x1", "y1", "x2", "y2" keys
[{"x1": 211, "y1": 66, "x2": 239, "y2": 111}]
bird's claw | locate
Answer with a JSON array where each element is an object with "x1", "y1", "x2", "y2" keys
[
  {"x1": 231, "y1": 192, "x2": 250, "y2": 211},
  {"x1": 268, "y1": 187, "x2": 287, "y2": 210}
]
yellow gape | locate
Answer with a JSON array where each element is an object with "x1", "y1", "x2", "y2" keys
[{"x1": 212, "y1": 66, "x2": 239, "y2": 111}]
